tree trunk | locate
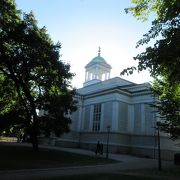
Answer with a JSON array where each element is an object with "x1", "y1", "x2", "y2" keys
[
  {"x1": 30, "y1": 110, "x2": 39, "y2": 151},
  {"x1": 21, "y1": 83, "x2": 39, "y2": 151},
  {"x1": 31, "y1": 128, "x2": 39, "y2": 151}
]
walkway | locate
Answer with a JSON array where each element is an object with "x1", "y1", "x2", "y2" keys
[{"x1": 0, "y1": 145, "x2": 176, "y2": 180}]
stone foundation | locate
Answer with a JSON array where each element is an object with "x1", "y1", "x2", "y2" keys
[{"x1": 39, "y1": 131, "x2": 180, "y2": 161}]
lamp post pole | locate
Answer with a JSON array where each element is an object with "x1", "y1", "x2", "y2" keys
[
  {"x1": 152, "y1": 122, "x2": 162, "y2": 171},
  {"x1": 157, "y1": 122, "x2": 162, "y2": 170},
  {"x1": 106, "y1": 125, "x2": 111, "y2": 159}
]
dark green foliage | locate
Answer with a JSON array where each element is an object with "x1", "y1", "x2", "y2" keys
[
  {"x1": 122, "y1": 0, "x2": 180, "y2": 138},
  {"x1": 174, "y1": 153, "x2": 180, "y2": 165},
  {"x1": 0, "y1": 0, "x2": 77, "y2": 149},
  {"x1": 152, "y1": 78, "x2": 180, "y2": 139},
  {"x1": 39, "y1": 89, "x2": 77, "y2": 137},
  {"x1": 125, "y1": 0, "x2": 179, "y2": 22},
  {"x1": 122, "y1": 0, "x2": 180, "y2": 82}
]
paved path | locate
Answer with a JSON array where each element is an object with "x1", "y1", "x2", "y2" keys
[{"x1": 0, "y1": 144, "x2": 176, "y2": 180}]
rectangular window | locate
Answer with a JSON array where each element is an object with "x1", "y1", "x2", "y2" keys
[{"x1": 92, "y1": 104, "x2": 101, "y2": 131}]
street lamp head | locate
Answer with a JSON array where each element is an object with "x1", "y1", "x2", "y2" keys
[
  {"x1": 156, "y1": 121, "x2": 161, "y2": 126},
  {"x1": 107, "y1": 125, "x2": 111, "y2": 130}
]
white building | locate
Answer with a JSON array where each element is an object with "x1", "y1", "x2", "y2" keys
[{"x1": 56, "y1": 48, "x2": 179, "y2": 160}]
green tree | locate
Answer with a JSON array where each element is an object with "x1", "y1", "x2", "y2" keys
[
  {"x1": 0, "y1": 75, "x2": 25, "y2": 134},
  {"x1": 0, "y1": 0, "x2": 77, "y2": 150},
  {"x1": 152, "y1": 77, "x2": 180, "y2": 139},
  {"x1": 121, "y1": 0, "x2": 180, "y2": 137}
]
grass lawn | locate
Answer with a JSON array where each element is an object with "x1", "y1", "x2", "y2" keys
[
  {"x1": 38, "y1": 169, "x2": 180, "y2": 180},
  {"x1": 38, "y1": 173, "x2": 164, "y2": 180},
  {"x1": 126, "y1": 167, "x2": 180, "y2": 179},
  {"x1": 0, "y1": 143, "x2": 116, "y2": 170}
]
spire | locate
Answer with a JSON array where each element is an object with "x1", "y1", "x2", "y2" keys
[{"x1": 98, "y1": 46, "x2": 101, "y2": 56}]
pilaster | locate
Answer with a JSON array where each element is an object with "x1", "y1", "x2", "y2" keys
[
  {"x1": 89, "y1": 105, "x2": 94, "y2": 130},
  {"x1": 141, "y1": 104, "x2": 146, "y2": 134},
  {"x1": 100, "y1": 103, "x2": 104, "y2": 131},
  {"x1": 128, "y1": 104, "x2": 134, "y2": 133},
  {"x1": 111, "y1": 101, "x2": 119, "y2": 131}
]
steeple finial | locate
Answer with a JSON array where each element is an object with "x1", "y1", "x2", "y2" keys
[{"x1": 98, "y1": 46, "x2": 101, "y2": 56}]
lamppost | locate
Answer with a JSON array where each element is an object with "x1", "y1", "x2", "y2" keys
[
  {"x1": 106, "y1": 125, "x2": 111, "y2": 159},
  {"x1": 156, "y1": 122, "x2": 162, "y2": 170}
]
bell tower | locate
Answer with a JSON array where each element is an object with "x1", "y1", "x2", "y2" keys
[{"x1": 84, "y1": 47, "x2": 112, "y2": 87}]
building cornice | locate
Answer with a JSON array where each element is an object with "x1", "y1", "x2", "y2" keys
[{"x1": 77, "y1": 86, "x2": 152, "y2": 100}]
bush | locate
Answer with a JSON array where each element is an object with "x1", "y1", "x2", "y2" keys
[{"x1": 174, "y1": 153, "x2": 180, "y2": 165}]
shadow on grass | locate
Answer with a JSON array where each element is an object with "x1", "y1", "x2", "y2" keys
[
  {"x1": 0, "y1": 143, "x2": 116, "y2": 170},
  {"x1": 125, "y1": 167, "x2": 180, "y2": 179},
  {"x1": 37, "y1": 173, "x2": 162, "y2": 180}
]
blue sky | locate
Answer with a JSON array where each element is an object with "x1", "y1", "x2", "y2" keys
[{"x1": 15, "y1": 0, "x2": 153, "y2": 88}]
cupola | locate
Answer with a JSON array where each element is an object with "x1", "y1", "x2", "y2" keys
[{"x1": 83, "y1": 47, "x2": 112, "y2": 87}]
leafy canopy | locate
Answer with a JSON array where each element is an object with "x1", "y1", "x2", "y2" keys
[
  {"x1": 122, "y1": 0, "x2": 180, "y2": 82},
  {"x1": 0, "y1": 0, "x2": 77, "y2": 148},
  {"x1": 122, "y1": 0, "x2": 180, "y2": 138},
  {"x1": 125, "y1": 0, "x2": 179, "y2": 22}
]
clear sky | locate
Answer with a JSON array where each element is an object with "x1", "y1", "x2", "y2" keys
[{"x1": 15, "y1": 0, "x2": 153, "y2": 88}]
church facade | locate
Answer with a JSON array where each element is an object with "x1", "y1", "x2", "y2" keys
[{"x1": 56, "y1": 49, "x2": 179, "y2": 160}]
